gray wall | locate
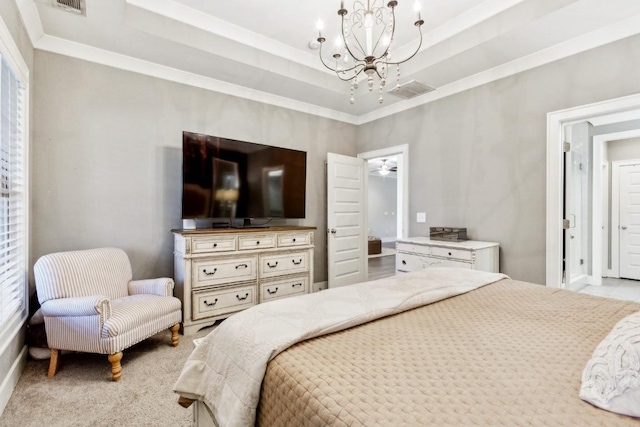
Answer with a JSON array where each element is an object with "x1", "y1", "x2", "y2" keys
[
  {"x1": 367, "y1": 175, "x2": 397, "y2": 240},
  {"x1": 608, "y1": 137, "x2": 640, "y2": 161},
  {"x1": 0, "y1": 1, "x2": 33, "y2": 415},
  {"x1": 32, "y1": 51, "x2": 358, "y2": 284},
  {"x1": 357, "y1": 34, "x2": 640, "y2": 284}
]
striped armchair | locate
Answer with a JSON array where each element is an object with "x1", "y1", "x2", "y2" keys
[{"x1": 34, "y1": 248, "x2": 182, "y2": 381}]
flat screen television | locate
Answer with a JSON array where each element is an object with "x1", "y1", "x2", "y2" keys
[{"x1": 182, "y1": 132, "x2": 307, "y2": 221}]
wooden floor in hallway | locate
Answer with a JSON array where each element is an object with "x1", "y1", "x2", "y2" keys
[{"x1": 367, "y1": 241, "x2": 396, "y2": 281}]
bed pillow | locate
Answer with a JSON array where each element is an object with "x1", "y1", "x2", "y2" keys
[{"x1": 579, "y1": 310, "x2": 640, "y2": 417}]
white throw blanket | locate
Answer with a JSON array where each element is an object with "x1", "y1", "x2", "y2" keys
[{"x1": 173, "y1": 268, "x2": 508, "y2": 427}]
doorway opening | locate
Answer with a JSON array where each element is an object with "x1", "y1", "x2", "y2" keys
[
  {"x1": 547, "y1": 93, "x2": 640, "y2": 302},
  {"x1": 358, "y1": 144, "x2": 409, "y2": 281}
]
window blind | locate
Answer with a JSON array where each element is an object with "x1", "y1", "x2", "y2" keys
[{"x1": 0, "y1": 54, "x2": 27, "y2": 332}]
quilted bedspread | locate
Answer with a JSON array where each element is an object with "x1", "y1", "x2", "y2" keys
[
  {"x1": 257, "y1": 278, "x2": 640, "y2": 426},
  {"x1": 173, "y1": 268, "x2": 507, "y2": 427}
]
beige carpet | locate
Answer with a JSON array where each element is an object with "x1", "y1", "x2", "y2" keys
[{"x1": 0, "y1": 326, "x2": 214, "y2": 427}]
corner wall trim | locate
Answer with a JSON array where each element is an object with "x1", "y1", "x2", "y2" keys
[{"x1": 0, "y1": 345, "x2": 28, "y2": 416}]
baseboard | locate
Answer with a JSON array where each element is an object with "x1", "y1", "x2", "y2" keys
[
  {"x1": 312, "y1": 281, "x2": 328, "y2": 292},
  {"x1": 0, "y1": 345, "x2": 27, "y2": 416},
  {"x1": 380, "y1": 237, "x2": 397, "y2": 243}
]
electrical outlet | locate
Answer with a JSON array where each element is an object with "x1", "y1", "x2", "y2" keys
[{"x1": 416, "y1": 212, "x2": 426, "y2": 223}]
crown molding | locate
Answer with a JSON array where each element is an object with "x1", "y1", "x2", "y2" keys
[
  {"x1": 355, "y1": 12, "x2": 640, "y2": 125},
  {"x1": 14, "y1": 1, "x2": 640, "y2": 127},
  {"x1": 35, "y1": 34, "x2": 360, "y2": 124},
  {"x1": 125, "y1": 0, "x2": 326, "y2": 75}
]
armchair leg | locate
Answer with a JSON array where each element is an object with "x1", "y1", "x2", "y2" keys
[
  {"x1": 47, "y1": 349, "x2": 60, "y2": 378},
  {"x1": 108, "y1": 352, "x2": 123, "y2": 382},
  {"x1": 170, "y1": 323, "x2": 180, "y2": 347}
]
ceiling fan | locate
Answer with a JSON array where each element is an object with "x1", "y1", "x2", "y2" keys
[{"x1": 373, "y1": 159, "x2": 397, "y2": 176}]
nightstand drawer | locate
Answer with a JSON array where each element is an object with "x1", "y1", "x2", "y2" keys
[
  {"x1": 238, "y1": 235, "x2": 275, "y2": 251},
  {"x1": 277, "y1": 232, "x2": 310, "y2": 248},
  {"x1": 261, "y1": 276, "x2": 309, "y2": 302},
  {"x1": 192, "y1": 257, "x2": 257, "y2": 288},
  {"x1": 260, "y1": 251, "x2": 309, "y2": 278},
  {"x1": 192, "y1": 285, "x2": 256, "y2": 320},
  {"x1": 431, "y1": 247, "x2": 472, "y2": 261},
  {"x1": 191, "y1": 236, "x2": 237, "y2": 254}
]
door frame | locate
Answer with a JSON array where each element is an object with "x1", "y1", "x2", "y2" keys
[
  {"x1": 547, "y1": 93, "x2": 640, "y2": 287},
  {"x1": 357, "y1": 144, "x2": 410, "y2": 240},
  {"x1": 611, "y1": 158, "x2": 640, "y2": 278}
]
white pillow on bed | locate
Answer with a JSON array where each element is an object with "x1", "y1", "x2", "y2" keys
[{"x1": 580, "y1": 310, "x2": 640, "y2": 418}]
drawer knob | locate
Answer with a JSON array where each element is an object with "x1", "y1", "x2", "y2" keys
[
  {"x1": 292, "y1": 259, "x2": 303, "y2": 265},
  {"x1": 203, "y1": 268, "x2": 217, "y2": 276},
  {"x1": 256, "y1": 241, "x2": 260, "y2": 245},
  {"x1": 292, "y1": 238, "x2": 296, "y2": 242},
  {"x1": 267, "y1": 261, "x2": 279, "y2": 268},
  {"x1": 235, "y1": 264, "x2": 248, "y2": 269},
  {"x1": 402, "y1": 260, "x2": 406, "y2": 265},
  {"x1": 203, "y1": 298, "x2": 218, "y2": 307},
  {"x1": 213, "y1": 243, "x2": 218, "y2": 248},
  {"x1": 236, "y1": 293, "x2": 249, "y2": 301},
  {"x1": 292, "y1": 283, "x2": 303, "y2": 288},
  {"x1": 267, "y1": 287, "x2": 279, "y2": 295},
  {"x1": 448, "y1": 252, "x2": 452, "y2": 256}
]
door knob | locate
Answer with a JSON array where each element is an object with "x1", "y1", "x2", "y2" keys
[
  {"x1": 329, "y1": 229, "x2": 337, "y2": 234},
  {"x1": 622, "y1": 226, "x2": 628, "y2": 230}
]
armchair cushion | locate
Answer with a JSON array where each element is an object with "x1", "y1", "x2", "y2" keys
[
  {"x1": 102, "y1": 295, "x2": 181, "y2": 339},
  {"x1": 128, "y1": 278, "x2": 174, "y2": 297}
]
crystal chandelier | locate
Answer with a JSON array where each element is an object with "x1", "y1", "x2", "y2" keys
[{"x1": 316, "y1": 1, "x2": 424, "y2": 104}]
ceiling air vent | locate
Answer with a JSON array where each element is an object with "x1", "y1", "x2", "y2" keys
[
  {"x1": 53, "y1": 0, "x2": 85, "y2": 16},
  {"x1": 387, "y1": 80, "x2": 435, "y2": 99}
]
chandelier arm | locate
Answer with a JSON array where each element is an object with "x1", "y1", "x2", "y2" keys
[
  {"x1": 341, "y1": 13, "x2": 366, "y2": 61},
  {"x1": 339, "y1": 62, "x2": 367, "y2": 74},
  {"x1": 383, "y1": 26, "x2": 423, "y2": 66},
  {"x1": 336, "y1": 65, "x2": 366, "y2": 81},
  {"x1": 317, "y1": 44, "x2": 340, "y2": 73},
  {"x1": 370, "y1": 21, "x2": 388, "y2": 55},
  {"x1": 376, "y1": 4, "x2": 397, "y2": 61}
]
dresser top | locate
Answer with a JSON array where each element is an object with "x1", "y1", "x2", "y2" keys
[
  {"x1": 172, "y1": 226, "x2": 316, "y2": 236},
  {"x1": 397, "y1": 237, "x2": 499, "y2": 250}
]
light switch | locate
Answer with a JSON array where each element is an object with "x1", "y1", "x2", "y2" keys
[{"x1": 416, "y1": 212, "x2": 426, "y2": 223}]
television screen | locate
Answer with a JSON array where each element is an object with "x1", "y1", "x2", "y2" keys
[{"x1": 182, "y1": 132, "x2": 307, "y2": 219}]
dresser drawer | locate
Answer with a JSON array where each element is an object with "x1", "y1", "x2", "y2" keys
[
  {"x1": 260, "y1": 251, "x2": 310, "y2": 278},
  {"x1": 192, "y1": 284, "x2": 256, "y2": 320},
  {"x1": 396, "y1": 253, "x2": 434, "y2": 272},
  {"x1": 191, "y1": 236, "x2": 237, "y2": 254},
  {"x1": 192, "y1": 257, "x2": 257, "y2": 288},
  {"x1": 431, "y1": 247, "x2": 472, "y2": 261},
  {"x1": 277, "y1": 232, "x2": 310, "y2": 248},
  {"x1": 238, "y1": 234, "x2": 275, "y2": 251},
  {"x1": 261, "y1": 276, "x2": 309, "y2": 302},
  {"x1": 397, "y1": 253, "x2": 471, "y2": 272},
  {"x1": 396, "y1": 243, "x2": 430, "y2": 256}
]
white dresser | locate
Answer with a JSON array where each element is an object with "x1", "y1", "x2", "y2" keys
[
  {"x1": 396, "y1": 237, "x2": 499, "y2": 274},
  {"x1": 173, "y1": 226, "x2": 315, "y2": 335}
]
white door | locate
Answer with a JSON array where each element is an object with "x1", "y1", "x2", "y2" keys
[
  {"x1": 619, "y1": 164, "x2": 640, "y2": 279},
  {"x1": 327, "y1": 153, "x2": 367, "y2": 288}
]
